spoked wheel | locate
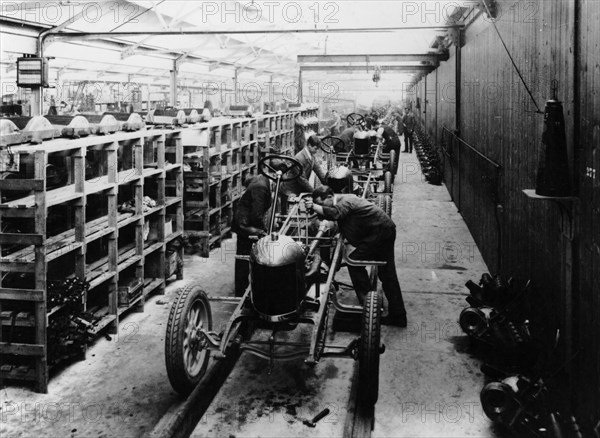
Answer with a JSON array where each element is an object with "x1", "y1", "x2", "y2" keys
[
  {"x1": 165, "y1": 283, "x2": 213, "y2": 396},
  {"x1": 320, "y1": 136, "x2": 346, "y2": 154},
  {"x1": 346, "y1": 113, "x2": 365, "y2": 127},
  {"x1": 258, "y1": 154, "x2": 303, "y2": 182},
  {"x1": 358, "y1": 290, "x2": 382, "y2": 406}
]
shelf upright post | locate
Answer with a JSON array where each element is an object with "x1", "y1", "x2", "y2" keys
[
  {"x1": 214, "y1": 126, "x2": 222, "y2": 155},
  {"x1": 226, "y1": 122, "x2": 233, "y2": 150},
  {"x1": 156, "y1": 134, "x2": 166, "y2": 206},
  {"x1": 74, "y1": 146, "x2": 86, "y2": 280},
  {"x1": 33, "y1": 150, "x2": 48, "y2": 393},
  {"x1": 156, "y1": 133, "x2": 166, "y2": 295},
  {"x1": 234, "y1": 121, "x2": 242, "y2": 148},
  {"x1": 28, "y1": 151, "x2": 48, "y2": 393},
  {"x1": 172, "y1": 130, "x2": 184, "y2": 220},
  {"x1": 251, "y1": 118, "x2": 259, "y2": 172},
  {"x1": 175, "y1": 130, "x2": 184, "y2": 168},
  {"x1": 263, "y1": 116, "x2": 271, "y2": 153},
  {"x1": 199, "y1": 136, "x2": 210, "y2": 257},
  {"x1": 134, "y1": 137, "x2": 145, "y2": 298},
  {"x1": 173, "y1": 131, "x2": 184, "y2": 280},
  {"x1": 106, "y1": 141, "x2": 119, "y2": 333}
]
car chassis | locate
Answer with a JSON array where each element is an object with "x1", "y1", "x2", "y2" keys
[{"x1": 165, "y1": 154, "x2": 385, "y2": 407}]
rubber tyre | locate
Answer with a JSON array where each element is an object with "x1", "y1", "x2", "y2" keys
[
  {"x1": 384, "y1": 194, "x2": 392, "y2": 217},
  {"x1": 375, "y1": 194, "x2": 384, "y2": 210},
  {"x1": 384, "y1": 171, "x2": 393, "y2": 193},
  {"x1": 368, "y1": 266, "x2": 378, "y2": 291},
  {"x1": 165, "y1": 283, "x2": 212, "y2": 396},
  {"x1": 358, "y1": 290, "x2": 382, "y2": 406},
  {"x1": 389, "y1": 149, "x2": 397, "y2": 175},
  {"x1": 376, "y1": 194, "x2": 392, "y2": 217}
]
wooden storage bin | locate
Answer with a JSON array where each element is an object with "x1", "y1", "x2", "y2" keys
[
  {"x1": 165, "y1": 250, "x2": 182, "y2": 279},
  {"x1": 164, "y1": 215, "x2": 173, "y2": 237},
  {"x1": 118, "y1": 278, "x2": 143, "y2": 306}
]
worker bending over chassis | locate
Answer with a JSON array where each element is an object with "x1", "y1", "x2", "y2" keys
[{"x1": 306, "y1": 186, "x2": 408, "y2": 327}]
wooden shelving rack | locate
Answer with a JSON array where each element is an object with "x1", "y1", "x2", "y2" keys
[
  {"x1": 180, "y1": 108, "x2": 319, "y2": 256},
  {"x1": 257, "y1": 112, "x2": 297, "y2": 157},
  {"x1": 300, "y1": 106, "x2": 320, "y2": 133},
  {"x1": 182, "y1": 118, "x2": 259, "y2": 257},
  {"x1": 0, "y1": 128, "x2": 184, "y2": 392}
]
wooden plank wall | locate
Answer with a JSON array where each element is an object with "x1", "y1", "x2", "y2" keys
[
  {"x1": 575, "y1": 0, "x2": 600, "y2": 423},
  {"x1": 414, "y1": 80, "x2": 426, "y2": 128},
  {"x1": 466, "y1": 0, "x2": 573, "y2": 337},
  {"x1": 437, "y1": 46, "x2": 457, "y2": 134},
  {"x1": 425, "y1": 70, "x2": 438, "y2": 143},
  {"x1": 412, "y1": 0, "x2": 599, "y2": 424},
  {"x1": 436, "y1": 47, "x2": 458, "y2": 203}
]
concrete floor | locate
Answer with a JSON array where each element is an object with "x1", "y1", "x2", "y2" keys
[{"x1": 0, "y1": 148, "x2": 502, "y2": 438}]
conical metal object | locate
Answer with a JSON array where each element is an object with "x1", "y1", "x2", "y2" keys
[{"x1": 535, "y1": 97, "x2": 572, "y2": 196}]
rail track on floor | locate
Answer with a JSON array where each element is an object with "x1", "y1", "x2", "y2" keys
[{"x1": 150, "y1": 345, "x2": 374, "y2": 438}]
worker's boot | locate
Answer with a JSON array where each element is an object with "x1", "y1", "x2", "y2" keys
[{"x1": 381, "y1": 312, "x2": 407, "y2": 327}]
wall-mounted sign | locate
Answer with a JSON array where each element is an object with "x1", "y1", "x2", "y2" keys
[{"x1": 17, "y1": 57, "x2": 48, "y2": 88}]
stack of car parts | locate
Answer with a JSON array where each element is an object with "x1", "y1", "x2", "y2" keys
[
  {"x1": 0, "y1": 114, "x2": 150, "y2": 200},
  {"x1": 0, "y1": 113, "x2": 147, "y2": 147},
  {"x1": 413, "y1": 127, "x2": 442, "y2": 185},
  {"x1": 458, "y1": 273, "x2": 592, "y2": 437},
  {"x1": 101, "y1": 112, "x2": 146, "y2": 131},
  {"x1": 459, "y1": 273, "x2": 539, "y2": 371},
  {"x1": 480, "y1": 370, "x2": 586, "y2": 437}
]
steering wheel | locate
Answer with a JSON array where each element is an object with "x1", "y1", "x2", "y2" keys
[
  {"x1": 320, "y1": 136, "x2": 345, "y2": 154},
  {"x1": 258, "y1": 154, "x2": 303, "y2": 182},
  {"x1": 346, "y1": 113, "x2": 365, "y2": 126}
]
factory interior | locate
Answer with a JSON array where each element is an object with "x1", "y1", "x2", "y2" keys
[{"x1": 0, "y1": 1, "x2": 598, "y2": 437}]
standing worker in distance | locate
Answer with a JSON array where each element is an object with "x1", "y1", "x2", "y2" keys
[
  {"x1": 402, "y1": 107, "x2": 416, "y2": 153},
  {"x1": 329, "y1": 109, "x2": 341, "y2": 136}
]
